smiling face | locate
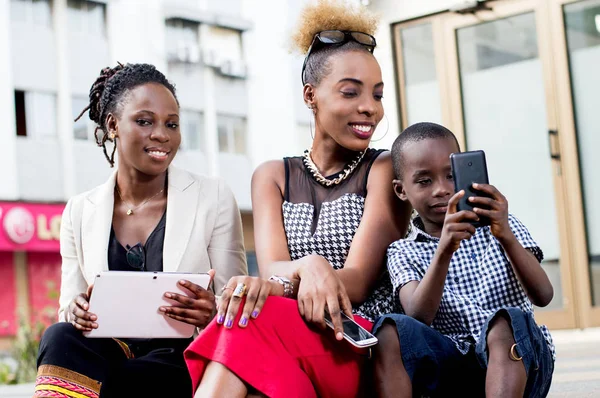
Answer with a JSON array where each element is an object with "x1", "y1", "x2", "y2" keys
[
  {"x1": 107, "y1": 83, "x2": 181, "y2": 177},
  {"x1": 394, "y1": 136, "x2": 460, "y2": 234},
  {"x1": 306, "y1": 50, "x2": 384, "y2": 152}
]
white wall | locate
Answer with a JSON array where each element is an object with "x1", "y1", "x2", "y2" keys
[
  {"x1": 218, "y1": 154, "x2": 253, "y2": 210},
  {"x1": 170, "y1": 64, "x2": 206, "y2": 110},
  {"x1": 242, "y1": 0, "x2": 304, "y2": 168},
  {"x1": 10, "y1": 23, "x2": 57, "y2": 92},
  {"x1": 371, "y1": 0, "x2": 463, "y2": 21},
  {"x1": 0, "y1": 0, "x2": 19, "y2": 200},
  {"x1": 67, "y1": 34, "x2": 110, "y2": 97},
  {"x1": 107, "y1": 0, "x2": 167, "y2": 70},
  {"x1": 16, "y1": 139, "x2": 64, "y2": 201},
  {"x1": 214, "y1": 75, "x2": 247, "y2": 116},
  {"x1": 72, "y1": 141, "x2": 115, "y2": 194}
]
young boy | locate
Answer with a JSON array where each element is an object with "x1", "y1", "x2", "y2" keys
[{"x1": 372, "y1": 122, "x2": 555, "y2": 398}]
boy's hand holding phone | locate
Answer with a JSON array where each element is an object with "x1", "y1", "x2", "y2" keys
[
  {"x1": 439, "y1": 190, "x2": 479, "y2": 255},
  {"x1": 468, "y1": 183, "x2": 511, "y2": 242}
]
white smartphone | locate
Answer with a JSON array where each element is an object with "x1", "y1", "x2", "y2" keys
[{"x1": 324, "y1": 310, "x2": 378, "y2": 348}]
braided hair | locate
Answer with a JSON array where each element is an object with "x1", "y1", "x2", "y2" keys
[{"x1": 75, "y1": 63, "x2": 178, "y2": 167}]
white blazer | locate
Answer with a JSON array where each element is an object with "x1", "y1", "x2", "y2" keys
[{"x1": 57, "y1": 166, "x2": 248, "y2": 322}]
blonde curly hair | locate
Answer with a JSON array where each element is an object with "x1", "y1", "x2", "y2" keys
[
  {"x1": 292, "y1": 0, "x2": 379, "y2": 86},
  {"x1": 292, "y1": 0, "x2": 379, "y2": 54}
]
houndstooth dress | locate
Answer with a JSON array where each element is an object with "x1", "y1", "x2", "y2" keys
[{"x1": 282, "y1": 148, "x2": 398, "y2": 322}]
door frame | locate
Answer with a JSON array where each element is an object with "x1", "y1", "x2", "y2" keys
[
  {"x1": 440, "y1": 0, "x2": 580, "y2": 329},
  {"x1": 391, "y1": 16, "x2": 454, "y2": 135},
  {"x1": 390, "y1": 0, "x2": 599, "y2": 329},
  {"x1": 547, "y1": 0, "x2": 600, "y2": 328}
]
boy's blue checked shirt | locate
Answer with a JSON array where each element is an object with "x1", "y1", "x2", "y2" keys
[{"x1": 387, "y1": 214, "x2": 555, "y2": 360}]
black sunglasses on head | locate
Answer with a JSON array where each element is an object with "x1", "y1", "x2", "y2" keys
[
  {"x1": 125, "y1": 243, "x2": 146, "y2": 271},
  {"x1": 301, "y1": 30, "x2": 377, "y2": 85}
]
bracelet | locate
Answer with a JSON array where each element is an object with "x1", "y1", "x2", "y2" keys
[{"x1": 268, "y1": 275, "x2": 294, "y2": 298}]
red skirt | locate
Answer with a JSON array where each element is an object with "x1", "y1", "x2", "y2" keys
[{"x1": 184, "y1": 296, "x2": 374, "y2": 398}]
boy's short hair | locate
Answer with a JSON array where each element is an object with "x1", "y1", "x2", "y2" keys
[{"x1": 391, "y1": 122, "x2": 460, "y2": 180}]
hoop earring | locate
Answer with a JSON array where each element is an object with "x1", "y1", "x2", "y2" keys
[
  {"x1": 371, "y1": 114, "x2": 389, "y2": 142},
  {"x1": 308, "y1": 107, "x2": 315, "y2": 140}
]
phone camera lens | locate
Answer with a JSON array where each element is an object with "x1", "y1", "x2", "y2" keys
[{"x1": 468, "y1": 161, "x2": 473, "y2": 166}]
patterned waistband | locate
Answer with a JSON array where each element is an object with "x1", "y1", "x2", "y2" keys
[{"x1": 34, "y1": 365, "x2": 101, "y2": 398}]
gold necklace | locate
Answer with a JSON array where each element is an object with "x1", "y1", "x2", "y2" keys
[
  {"x1": 302, "y1": 148, "x2": 366, "y2": 187},
  {"x1": 115, "y1": 186, "x2": 164, "y2": 216}
]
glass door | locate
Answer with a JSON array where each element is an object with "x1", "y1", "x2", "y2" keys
[
  {"x1": 443, "y1": 0, "x2": 577, "y2": 329},
  {"x1": 549, "y1": 0, "x2": 600, "y2": 327}
]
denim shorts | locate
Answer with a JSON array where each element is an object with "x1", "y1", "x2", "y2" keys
[
  {"x1": 476, "y1": 307, "x2": 554, "y2": 398},
  {"x1": 373, "y1": 307, "x2": 554, "y2": 397}
]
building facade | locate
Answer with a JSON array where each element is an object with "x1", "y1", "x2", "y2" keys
[{"x1": 0, "y1": 0, "x2": 320, "y2": 347}]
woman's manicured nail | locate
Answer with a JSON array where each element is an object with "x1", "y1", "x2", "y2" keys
[
  {"x1": 217, "y1": 314, "x2": 225, "y2": 324},
  {"x1": 225, "y1": 319, "x2": 233, "y2": 328},
  {"x1": 240, "y1": 317, "x2": 248, "y2": 326},
  {"x1": 251, "y1": 310, "x2": 259, "y2": 318}
]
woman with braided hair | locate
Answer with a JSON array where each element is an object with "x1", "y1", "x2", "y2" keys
[
  {"x1": 34, "y1": 63, "x2": 247, "y2": 397},
  {"x1": 185, "y1": 1, "x2": 411, "y2": 397}
]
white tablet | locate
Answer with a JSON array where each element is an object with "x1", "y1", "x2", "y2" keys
[{"x1": 83, "y1": 271, "x2": 211, "y2": 339}]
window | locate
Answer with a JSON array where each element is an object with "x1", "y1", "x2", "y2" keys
[
  {"x1": 14, "y1": 91, "x2": 27, "y2": 137},
  {"x1": 205, "y1": 26, "x2": 246, "y2": 77},
  {"x1": 398, "y1": 23, "x2": 442, "y2": 126},
  {"x1": 72, "y1": 96, "x2": 90, "y2": 140},
  {"x1": 457, "y1": 14, "x2": 538, "y2": 74},
  {"x1": 67, "y1": 0, "x2": 106, "y2": 36},
  {"x1": 179, "y1": 110, "x2": 204, "y2": 151},
  {"x1": 205, "y1": 26, "x2": 242, "y2": 62},
  {"x1": 165, "y1": 19, "x2": 200, "y2": 63},
  {"x1": 14, "y1": 90, "x2": 57, "y2": 138},
  {"x1": 10, "y1": 0, "x2": 52, "y2": 26},
  {"x1": 217, "y1": 115, "x2": 246, "y2": 154}
]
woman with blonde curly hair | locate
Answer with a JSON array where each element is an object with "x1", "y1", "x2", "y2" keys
[{"x1": 185, "y1": 1, "x2": 411, "y2": 396}]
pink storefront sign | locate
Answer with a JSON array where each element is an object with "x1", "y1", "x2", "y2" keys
[{"x1": 0, "y1": 202, "x2": 64, "y2": 252}]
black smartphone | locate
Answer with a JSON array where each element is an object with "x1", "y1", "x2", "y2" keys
[
  {"x1": 450, "y1": 150, "x2": 490, "y2": 227},
  {"x1": 323, "y1": 310, "x2": 378, "y2": 348}
]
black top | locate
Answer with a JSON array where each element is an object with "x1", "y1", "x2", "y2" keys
[
  {"x1": 282, "y1": 148, "x2": 399, "y2": 321},
  {"x1": 106, "y1": 211, "x2": 192, "y2": 346},
  {"x1": 284, "y1": 148, "x2": 385, "y2": 234},
  {"x1": 108, "y1": 211, "x2": 167, "y2": 272}
]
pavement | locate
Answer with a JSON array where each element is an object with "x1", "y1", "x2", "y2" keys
[
  {"x1": 548, "y1": 327, "x2": 600, "y2": 397},
  {"x1": 1, "y1": 328, "x2": 599, "y2": 397}
]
